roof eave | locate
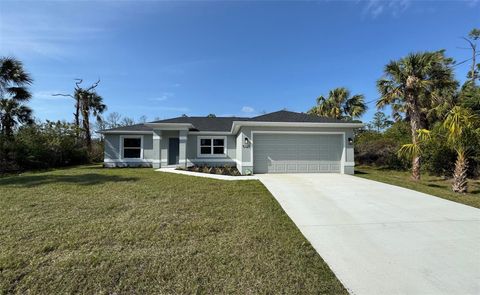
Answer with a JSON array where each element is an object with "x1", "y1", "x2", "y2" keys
[
  {"x1": 231, "y1": 121, "x2": 365, "y2": 133},
  {"x1": 97, "y1": 130, "x2": 153, "y2": 134}
]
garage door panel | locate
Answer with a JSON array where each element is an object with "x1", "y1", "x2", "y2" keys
[{"x1": 253, "y1": 134, "x2": 343, "y2": 173}]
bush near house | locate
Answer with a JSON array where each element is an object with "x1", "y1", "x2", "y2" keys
[{"x1": 179, "y1": 165, "x2": 242, "y2": 176}]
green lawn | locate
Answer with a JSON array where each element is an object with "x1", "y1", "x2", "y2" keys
[
  {"x1": 355, "y1": 166, "x2": 480, "y2": 209},
  {"x1": 0, "y1": 166, "x2": 346, "y2": 294}
]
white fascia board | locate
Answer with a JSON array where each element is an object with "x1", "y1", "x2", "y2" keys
[
  {"x1": 231, "y1": 121, "x2": 364, "y2": 133},
  {"x1": 188, "y1": 131, "x2": 232, "y2": 135},
  {"x1": 99, "y1": 130, "x2": 153, "y2": 134}
]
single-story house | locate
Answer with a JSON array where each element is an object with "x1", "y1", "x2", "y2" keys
[{"x1": 99, "y1": 110, "x2": 363, "y2": 175}]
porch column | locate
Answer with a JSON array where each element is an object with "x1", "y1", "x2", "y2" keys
[
  {"x1": 179, "y1": 130, "x2": 188, "y2": 168},
  {"x1": 152, "y1": 129, "x2": 162, "y2": 169}
]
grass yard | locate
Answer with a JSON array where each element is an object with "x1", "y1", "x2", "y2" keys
[
  {"x1": 0, "y1": 166, "x2": 346, "y2": 294},
  {"x1": 355, "y1": 166, "x2": 480, "y2": 209}
]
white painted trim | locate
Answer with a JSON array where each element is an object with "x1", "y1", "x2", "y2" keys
[
  {"x1": 344, "y1": 161, "x2": 355, "y2": 166},
  {"x1": 251, "y1": 131, "x2": 346, "y2": 174},
  {"x1": 196, "y1": 136, "x2": 228, "y2": 158},
  {"x1": 119, "y1": 135, "x2": 144, "y2": 160},
  {"x1": 188, "y1": 131, "x2": 232, "y2": 135},
  {"x1": 101, "y1": 131, "x2": 152, "y2": 134},
  {"x1": 188, "y1": 158, "x2": 236, "y2": 163},
  {"x1": 231, "y1": 121, "x2": 364, "y2": 133}
]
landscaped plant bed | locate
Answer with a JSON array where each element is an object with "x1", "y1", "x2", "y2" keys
[{"x1": 178, "y1": 165, "x2": 242, "y2": 176}]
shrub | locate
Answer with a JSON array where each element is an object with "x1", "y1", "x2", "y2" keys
[
  {"x1": 183, "y1": 165, "x2": 241, "y2": 176},
  {"x1": 0, "y1": 121, "x2": 97, "y2": 173},
  {"x1": 355, "y1": 127, "x2": 409, "y2": 169}
]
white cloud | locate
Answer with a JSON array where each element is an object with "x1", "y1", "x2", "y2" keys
[
  {"x1": 467, "y1": 0, "x2": 479, "y2": 6},
  {"x1": 149, "y1": 92, "x2": 175, "y2": 102},
  {"x1": 361, "y1": 0, "x2": 411, "y2": 18},
  {"x1": 241, "y1": 106, "x2": 255, "y2": 113},
  {"x1": 0, "y1": 4, "x2": 111, "y2": 59}
]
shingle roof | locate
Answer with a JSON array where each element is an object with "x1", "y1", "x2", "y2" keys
[
  {"x1": 153, "y1": 116, "x2": 250, "y2": 131},
  {"x1": 100, "y1": 110, "x2": 358, "y2": 133},
  {"x1": 100, "y1": 123, "x2": 153, "y2": 132},
  {"x1": 250, "y1": 110, "x2": 349, "y2": 123}
]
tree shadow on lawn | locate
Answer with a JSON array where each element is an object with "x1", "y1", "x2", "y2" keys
[
  {"x1": 354, "y1": 170, "x2": 369, "y2": 175},
  {"x1": 0, "y1": 173, "x2": 138, "y2": 188},
  {"x1": 427, "y1": 183, "x2": 444, "y2": 188}
]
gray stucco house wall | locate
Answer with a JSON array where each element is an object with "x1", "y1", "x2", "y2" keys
[{"x1": 100, "y1": 110, "x2": 363, "y2": 175}]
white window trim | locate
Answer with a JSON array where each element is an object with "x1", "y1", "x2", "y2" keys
[
  {"x1": 120, "y1": 135, "x2": 144, "y2": 160},
  {"x1": 197, "y1": 136, "x2": 227, "y2": 158}
]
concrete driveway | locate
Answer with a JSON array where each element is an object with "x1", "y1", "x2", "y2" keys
[{"x1": 257, "y1": 173, "x2": 480, "y2": 295}]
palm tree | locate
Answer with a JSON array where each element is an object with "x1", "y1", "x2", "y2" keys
[
  {"x1": 443, "y1": 106, "x2": 478, "y2": 193},
  {"x1": 0, "y1": 57, "x2": 33, "y2": 137},
  {"x1": 0, "y1": 99, "x2": 33, "y2": 136},
  {"x1": 377, "y1": 51, "x2": 457, "y2": 180},
  {"x1": 77, "y1": 89, "x2": 106, "y2": 150},
  {"x1": 308, "y1": 87, "x2": 367, "y2": 119}
]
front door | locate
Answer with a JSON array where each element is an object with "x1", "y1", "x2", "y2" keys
[{"x1": 168, "y1": 138, "x2": 180, "y2": 165}]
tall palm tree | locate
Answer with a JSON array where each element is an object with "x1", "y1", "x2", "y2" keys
[
  {"x1": 308, "y1": 87, "x2": 367, "y2": 119},
  {"x1": 377, "y1": 51, "x2": 457, "y2": 180},
  {"x1": 77, "y1": 89, "x2": 106, "y2": 150},
  {"x1": 443, "y1": 106, "x2": 479, "y2": 193},
  {"x1": 0, "y1": 57, "x2": 33, "y2": 137}
]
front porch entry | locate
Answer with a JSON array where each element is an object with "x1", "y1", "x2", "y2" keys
[{"x1": 168, "y1": 138, "x2": 180, "y2": 165}]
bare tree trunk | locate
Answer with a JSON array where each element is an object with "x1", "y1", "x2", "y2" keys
[
  {"x1": 471, "y1": 43, "x2": 477, "y2": 86},
  {"x1": 82, "y1": 104, "x2": 91, "y2": 152},
  {"x1": 406, "y1": 76, "x2": 422, "y2": 181},
  {"x1": 452, "y1": 151, "x2": 468, "y2": 193},
  {"x1": 74, "y1": 97, "x2": 80, "y2": 140}
]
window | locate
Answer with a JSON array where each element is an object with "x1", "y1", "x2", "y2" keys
[
  {"x1": 198, "y1": 136, "x2": 226, "y2": 157},
  {"x1": 122, "y1": 136, "x2": 142, "y2": 159}
]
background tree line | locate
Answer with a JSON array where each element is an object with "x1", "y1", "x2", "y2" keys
[
  {"x1": 1, "y1": 28, "x2": 479, "y2": 194},
  {"x1": 310, "y1": 29, "x2": 480, "y2": 193}
]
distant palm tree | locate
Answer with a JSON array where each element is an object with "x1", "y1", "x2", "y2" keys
[
  {"x1": 0, "y1": 57, "x2": 33, "y2": 137},
  {"x1": 443, "y1": 106, "x2": 478, "y2": 193},
  {"x1": 0, "y1": 99, "x2": 33, "y2": 137},
  {"x1": 308, "y1": 87, "x2": 366, "y2": 120},
  {"x1": 377, "y1": 51, "x2": 457, "y2": 180},
  {"x1": 77, "y1": 89, "x2": 106, "y2": 150}
]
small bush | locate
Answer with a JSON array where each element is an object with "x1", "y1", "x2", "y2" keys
[{"x1": 182, "y1": 165, "x2": 241, "y2": 176}]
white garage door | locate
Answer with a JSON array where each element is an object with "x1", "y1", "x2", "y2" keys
[{"x1": 253, "y1": 134, "x2": 343, "y2": 173}]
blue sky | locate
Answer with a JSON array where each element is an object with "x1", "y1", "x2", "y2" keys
[{"x1": 0, "y1": 0, "x2": 478, "y2": 123}]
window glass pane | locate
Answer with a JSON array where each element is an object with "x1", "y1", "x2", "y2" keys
[
  {"x1": 200, "y1": 138, "x2": 211, "y2": 146},
  {"x1": 213, "y1": 146, "x2": 224, "y2": 154},
  {"x1": 124, "y1": 138, "x2": 141, "y2": 148},
  {"x1": 124, "y1": 148, "x2": 141, "y2": 158},
  {"x1": 213, "y1": 139, "x2": 224, "y2": 146},
  {"x1": 200, "y1": 146, "x2": 212, "y2": 154}
]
